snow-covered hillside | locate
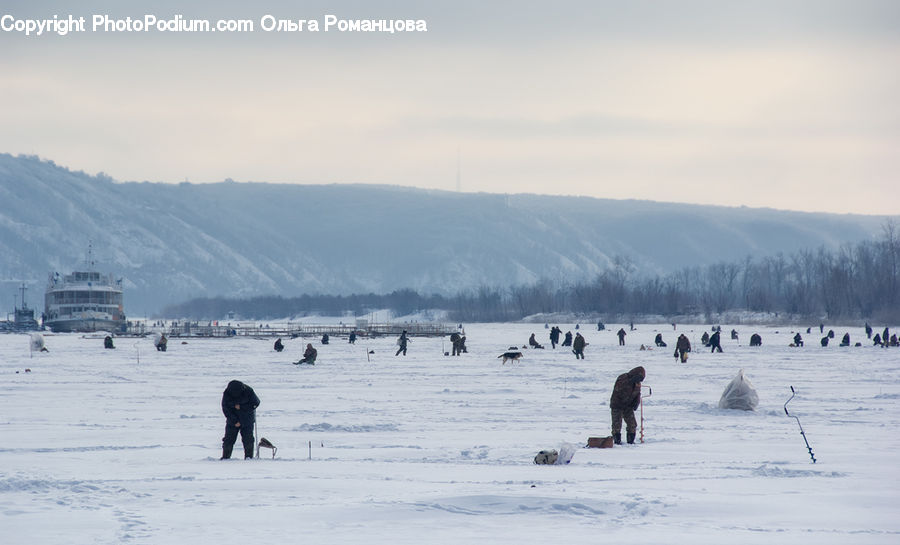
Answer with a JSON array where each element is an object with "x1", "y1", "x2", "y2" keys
[
  {"x1": 0, "y1": 154, "x2": 890, "y2": 314},
  {"x1": 2, "y1": 322, "x2": 898, "y2": 544}
]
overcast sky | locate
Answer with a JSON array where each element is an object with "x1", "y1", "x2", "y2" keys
[{"x1": 2, "y1": 1, "x2": 898, "y2": 214}]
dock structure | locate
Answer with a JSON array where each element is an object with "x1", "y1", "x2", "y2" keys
[{"x1": 126, "y1": 321, "x2": 455, "y2": 339}]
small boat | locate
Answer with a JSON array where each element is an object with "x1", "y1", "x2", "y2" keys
[
  {"x1": 44, "y1": 247, "x2": 125, "y2": 333},
  {"x1": 1, "y1": 283, "x2": 41, "y2": 332}
]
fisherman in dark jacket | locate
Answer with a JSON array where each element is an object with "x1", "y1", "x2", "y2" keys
[
  {"x1": 395, "y1": 331, "x2": 408, "y2": 356},
  {"x1": 562, "y1": 331, "x2": 573, "y2": 346},
  {"x1": 674, "y1": 334, "x2": 691, "y2": 362},
  {"x1": 654, "y1": 333, "x2": 666, "y2": 347},
  {"x1": 104, "y1": 335, "x2": 115, "y2": 349},
  {"x1": 701, "y1": 331, "x2": 710, "y2": 346},
  {"x1": 572, "y1": 332, "x2": 587, "y2": 359},
  {"x1": 221, "y1": 380, "x2": 260, "y2": 460},
  {"x1": 840, "y1": 333, "x2": 850, "y2": 347},
  {"x1": 749, "y1": 333, "x2": 762, "y2": 347},
  {"x1": 450, "y1": 332, "x2": 461, "y2": 355},
  {"x1": 709, "y1": 330, "x2": 723, "y2": 352},
  {"x1": 617, "y1": 328, "x2": 627, "y2": 346},
  {"x1": 793, "y1": 332, "x2": 804, "y2": 347},
  {"x1": 549, "y1": 326, "x2": 561, "y2": 349},
  {"x1": 528, "y1": 333, "x2": 545, "y2": 349},
  {"x1": 609, "y1": 366, "x2": 646, "y2": 445},
  {"x1": 273, "y1": 338, "x2": 284, "y2": 352},
  {"x1": 296, "y1": 343, "x2": 317, "y2": 364}
]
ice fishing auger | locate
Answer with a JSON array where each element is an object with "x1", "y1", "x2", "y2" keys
[
  {"x1": 784, "y1": 386, "x2": 816, "y2": 463},
  {"x1": 640, "y1": 385, "x2": 652, "y2": 443}
]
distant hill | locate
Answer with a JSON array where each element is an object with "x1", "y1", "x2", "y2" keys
[{"x1": 0, "y1": 154, "x2": 890, "y2": 315}]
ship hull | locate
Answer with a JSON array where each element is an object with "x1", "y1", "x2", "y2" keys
[{"x1": 44, "y1": 317, "x2": 123, "y2": 333}]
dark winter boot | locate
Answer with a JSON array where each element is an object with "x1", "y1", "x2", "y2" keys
[
  {"x1": 626, "y1": 431, "x2": 636, "y2": 444},
  {"x1": 613, "y1": 432, "x2": 622, "y2": 445},
  {"x1": 221, "y1": 446, "x2": 233, "y2": 460}
]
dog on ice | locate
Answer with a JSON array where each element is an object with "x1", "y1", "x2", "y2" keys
[{"x1": 498, "y1": 351, "x2": 523, "y2": 364}]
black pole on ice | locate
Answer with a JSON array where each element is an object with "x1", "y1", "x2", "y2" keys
[{"x1": 784, "y1": 386, "x2": 816, "y2": 463}]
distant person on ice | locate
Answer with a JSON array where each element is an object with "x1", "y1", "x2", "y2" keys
[
  {"x1": 617, "y1": 328, "x2": 627, "y2": 346},
  {"x1": 274, "y1": 338, "x2": 284, "y2": 352},
  {"x1": 572, "y1": 332, "x2": 587, "y2": 359},
  {"x1": 396, "y1": 331, "x2": 409, "y2": 356},
  {"x1": 709, "y1": 330, "x2": 723, "y2": 352},
  {"x1": 295, "y1": 343, "x2": 317, "y2": 364},
  {"x1": 104, "y1": 335, "x2": 115, "y2": 349},
  {"x1": 793, "y1": 332, "x2": 804, "y2": 347},
  {"x1": 450, "y1": 332, "x2": 466, "y2": 356},
  {"x1": 529, "y1": 333, "x2": 545, "y2": 349},
  {"x1": 321, "y1": 333, "x2": 329, "y2": 345},
  {"x1": 674, "y1": 334, "x2": 691, "y2": 362},
  {"x1": 220, "y1": 380, "x2": 260, "y2": 460},
  {"x1": 562, "y1": 331, "x2": 573, "y2": 346},
  {"x1": 609, "y1": 366, "x2": 646, "y2": 445},
  {"x1": 450, "y1": 332, "x2": 461, "y2": 355},
  {"x1": 654, "y1": 333, "x2": 666, "y2": 347},
  {"x1": 349, "y1": 331, "x2": 356, "y2": 344},
  {"x1": 155, "y1": 334, "x2": 167, "y2": 352},
  {"x1": 549, "y1": 326, "x2": 561, "y2": 348},
  {"x1": 840, "y1": 333, "x2": 851, "y2": 347}
]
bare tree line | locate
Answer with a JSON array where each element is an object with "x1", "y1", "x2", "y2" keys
[{"x1": 164, "y1": 221, "x2": 900, "y2": 323}]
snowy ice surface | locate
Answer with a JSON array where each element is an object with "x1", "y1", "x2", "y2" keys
[{"x1": 1, "y1": 323, "x2": 898, "y2": 544}]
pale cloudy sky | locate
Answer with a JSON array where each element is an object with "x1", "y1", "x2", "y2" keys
[{"x1": 2, "y1": 1, "x2": 898, "y2": 214}]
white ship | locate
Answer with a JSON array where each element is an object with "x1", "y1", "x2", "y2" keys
[{"x1": 44, "y1": 249, "x2": 125, "y2": 333}]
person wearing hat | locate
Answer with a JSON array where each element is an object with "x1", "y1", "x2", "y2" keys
[
  {"x1": 220, "y1": 380, "x2": 260, "y2": 459},
  {"x1": 609, "y1": 366, "x2": 646, "y2": 445}
]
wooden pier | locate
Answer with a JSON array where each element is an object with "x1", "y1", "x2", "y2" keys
[{"x1": 125, "y1": 321, "x2": 456, "y2": 339}]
